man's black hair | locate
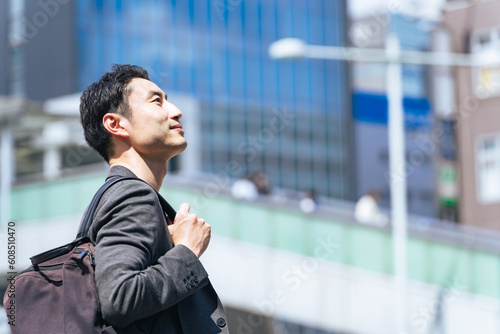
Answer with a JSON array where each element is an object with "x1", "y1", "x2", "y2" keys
[{"x1": 80, "y1": 64, "x2": 150, "y2": 162}]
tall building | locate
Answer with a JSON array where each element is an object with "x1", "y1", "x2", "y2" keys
[
  {"x1": 0, "y1": 0, "x2": 8, "y2": 95},
  {"x1": 350, "y1": 13, "x2": 439, "y2": 217},
  {"x1": 7, "y1": 0, "x2": 353, "y2": 202},
  {"x1": 442, "y1": 0, "x2": 500, "y2": 231},
  {"x1": 23, "y1": 0, "x2": 78, "y2": 100},
  {"x1": 75, "y1": 0, "x2": 353, "y2": 199}
]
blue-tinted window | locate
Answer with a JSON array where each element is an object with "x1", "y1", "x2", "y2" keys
[{"x1": 76, "y1": 0, "x2": 351, "y2": 199}]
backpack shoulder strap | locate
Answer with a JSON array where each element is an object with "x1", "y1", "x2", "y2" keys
[
  {"x1": 76, "y1": 176, "x2": 177, "y2": 239},
  {"x1": 76, "y1": 176, "x2": 138, "y2": 239},
  {"x1": 156, "y1": 191, "x2": 177, "y2": 221}
]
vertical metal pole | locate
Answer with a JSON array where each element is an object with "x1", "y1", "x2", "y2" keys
[
  {"x1": 386, "y1": 34, "x2": 409, "y2": 333},
  {"x1": 1, "y1": 125, "x2": 13, "y2": 233}
]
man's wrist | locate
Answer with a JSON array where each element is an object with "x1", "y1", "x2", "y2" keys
[{"x1": 176, "y1": 243, "x2": 200, "y2": 258}]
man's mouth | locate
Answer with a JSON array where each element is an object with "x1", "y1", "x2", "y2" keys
[{"x1": 171, "y1": 124, "x2": 184, "y2": 134}]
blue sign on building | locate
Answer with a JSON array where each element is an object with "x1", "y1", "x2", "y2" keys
[{"x1": 353, "y1": 92, "x2": 432, "y2": 130}]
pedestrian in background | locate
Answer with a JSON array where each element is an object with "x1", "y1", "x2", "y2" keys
[{"x1": 354, "y1": 190, "x2": 389, "y2": 227}]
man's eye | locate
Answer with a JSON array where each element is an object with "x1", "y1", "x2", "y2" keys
[{"x1": 154, "y1": 97, "x2": 161, "y2": 103}]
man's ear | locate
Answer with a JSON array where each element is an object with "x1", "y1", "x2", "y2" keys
[{"x1": 103, "y1": 113, "x2": 129, "y2": 138}]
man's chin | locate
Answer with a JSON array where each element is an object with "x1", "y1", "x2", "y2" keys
[{"x1": 171, "y1": 141, "x2": 188, "y2": 155}]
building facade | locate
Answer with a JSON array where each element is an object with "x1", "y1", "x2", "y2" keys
[
  {"x1": 23, "y1": 0, "x2": 78, "y2": 101},
  {"x1": 443, "y1": 0, "x2": 500, "y2": 231},
  {"x1": 5, "y1": 0, "x2": 354, "y2": 202},
  {"x1": 74, "y1": 0, "x2": 353, "y2": 200},
  {"x1": 350, "y1": 13, "x2": 439, "y2": 217}
]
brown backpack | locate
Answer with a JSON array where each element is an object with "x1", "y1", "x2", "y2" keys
[{"x1": 3, "y1": 176, "x2": 176, "y2": 333}]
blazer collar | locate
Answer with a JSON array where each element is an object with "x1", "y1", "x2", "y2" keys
[{"x1": 105, "y1": 165, "x2": 139, "y2": 181}]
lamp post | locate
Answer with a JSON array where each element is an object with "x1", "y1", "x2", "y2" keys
[
  {"x1": 0, "y1": 97, "x2": 23, "y2": 274},
  {"x1": 0, "y1": 97, "x2": 24, "y2": 241},
  {"x1": 1, "y1": 126, "x2": 13, "y2": 233},
  {"x1": 268, "y1": 36, "x2": 492, "y2": 333},
  {"x1": 385, "y1": 35, "x2": 408, "y2": 333}
]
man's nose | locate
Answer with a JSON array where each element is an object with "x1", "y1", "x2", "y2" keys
[{"x1": 167, "y1": 102, "x2": 183, "y2": 119}]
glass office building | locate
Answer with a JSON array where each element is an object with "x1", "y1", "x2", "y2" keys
[{"x1": 76, "y1": 0, "x2": 352, "y2": 199}]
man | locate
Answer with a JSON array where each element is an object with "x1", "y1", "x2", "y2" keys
[
  {"x1": 79, "y1": 64, "x2": 228, "y2": 333},
  {"x1": 354, "y1": 190, "x2": 388, "y2": 227}
]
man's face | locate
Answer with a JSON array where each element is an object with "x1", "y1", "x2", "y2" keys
[{"x1": 123, "y1": 78, "x2": 187, "y2": 159}]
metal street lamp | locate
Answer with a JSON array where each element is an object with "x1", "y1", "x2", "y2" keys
[
  {"x1": 269, "y1": 37, "x2": 496, "y2": 66},
  {"x1": 268, "y1": 36, "x2": 494, "y2": 333}
]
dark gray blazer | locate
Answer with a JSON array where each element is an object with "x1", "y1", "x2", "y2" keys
[{"x1": 88, "y1": 166, "x2": 229, "y2": 333}]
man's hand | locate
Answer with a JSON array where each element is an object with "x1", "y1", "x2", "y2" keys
[{"x1": 168, "y1": 203, "x2": 211, "y2": 258}]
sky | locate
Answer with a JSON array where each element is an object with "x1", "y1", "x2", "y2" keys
[{"x1": 348, "y1": 0, "x2": 447, "y2": 21}]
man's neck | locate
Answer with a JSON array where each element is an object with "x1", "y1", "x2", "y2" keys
[{"x1": 109, "y1": 156, "x2": 167, "y2": 192}]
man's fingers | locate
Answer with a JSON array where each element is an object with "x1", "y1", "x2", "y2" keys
[
  {"x1": 167, "y1": 224, "x2": 174, "y2": 234},
  {"x1": 178, "y1": 202, "x2": 191, "y2": 215}
]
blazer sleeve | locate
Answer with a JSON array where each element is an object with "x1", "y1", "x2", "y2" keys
[{"x1": 90, "y1": 180, "x2": 209, "y2": 328}]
